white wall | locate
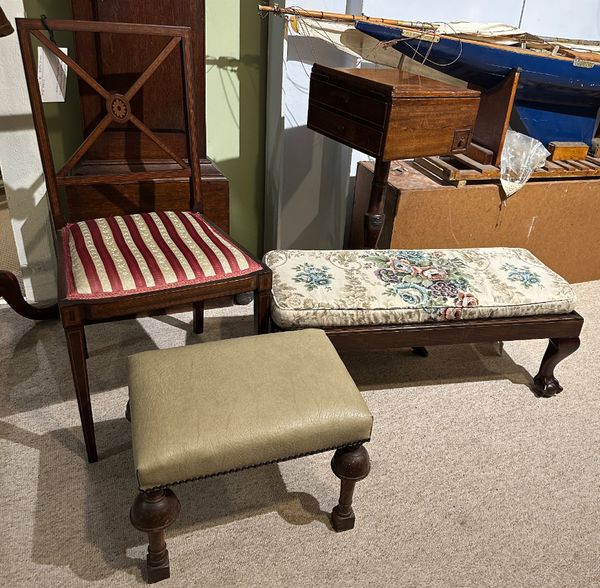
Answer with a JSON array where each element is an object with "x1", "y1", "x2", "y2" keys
[
  {"x1": 0, "y1": 0, "x2": 57, "y2": 303},
  {"x1": 520, "y1": 0, "x2": 600, "y2": 38},
  {"x1": 264, "y1": 0, "x2": 362, "y2": 251}
]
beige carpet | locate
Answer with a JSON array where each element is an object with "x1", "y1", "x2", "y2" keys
[{"x1": 1, "y1": 282, "x2": 599, "y2": 587}]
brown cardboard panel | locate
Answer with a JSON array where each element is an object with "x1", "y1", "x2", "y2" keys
[{"x1": 350, "y1": 160, "x2": 600, "y2": 283}]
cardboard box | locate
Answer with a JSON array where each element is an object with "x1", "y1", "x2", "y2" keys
[{"x1": 350, "y1": 160, "x2": 600, "y2": 283}]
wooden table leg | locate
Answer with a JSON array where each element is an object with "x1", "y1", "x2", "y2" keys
[
  {"x1": 0, "y1": 270, "x2": 58, "y2": 320},
  {"x1": 363, "y1": 159, "x2": 391, "y2": 248}
]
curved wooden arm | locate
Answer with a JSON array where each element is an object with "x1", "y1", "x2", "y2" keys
[{"x1": 0, "y1": 270, "x2": 58, "y2": 320}]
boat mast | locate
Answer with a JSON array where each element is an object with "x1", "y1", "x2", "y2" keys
[
  {"x1": 258, "y1": 4, "x2": 600, "y2": 58},
  {"x1": 257, "y1": 5, "x2": 436, "y2": 31}
]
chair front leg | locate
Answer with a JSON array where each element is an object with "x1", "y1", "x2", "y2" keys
[
  {"x1": 192, "y1": 301, "x2": 204, "y2": 334},
  {"x1": 254, "y1": 271, "x2": 272, "y2": 335},
  {"x1": 62, "y1": 307, "x2": 97, "y2": 462}
]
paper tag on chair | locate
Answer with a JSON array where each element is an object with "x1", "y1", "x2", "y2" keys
[{"x1": 37, "y1": 46, "x2": 68, "y2": 103}]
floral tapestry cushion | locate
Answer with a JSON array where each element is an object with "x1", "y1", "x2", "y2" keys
[{"x1": 263, "y1": 248, "x2": 576, "y2": 328}]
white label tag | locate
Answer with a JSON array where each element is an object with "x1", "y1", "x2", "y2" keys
[{"x1": 37, "y1": 46, "x2": 68, "y2": 103}]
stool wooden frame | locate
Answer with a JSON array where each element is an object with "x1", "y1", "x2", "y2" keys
[{"x1": 130, "y1": 443, "x2": 370, "y2": 583}]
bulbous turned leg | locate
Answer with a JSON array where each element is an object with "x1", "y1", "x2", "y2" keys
[
  {"x1": 533, "y1": 337, "x2": 580, "y2": 398},
  {"x1": 330, "y1": 444, "x2": 370, "y2": 532},
  {"x1": 130, "y1": 489, "x2": 180, "y2": 584}
]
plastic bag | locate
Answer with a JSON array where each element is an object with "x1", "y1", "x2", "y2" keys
[{"x1": 500, "y1": 130, "x2": 550, "y2": 198}]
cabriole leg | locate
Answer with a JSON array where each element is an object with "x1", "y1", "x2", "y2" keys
[{"x1": 533, "y1": 337, "x2": 580, "y2": 397}]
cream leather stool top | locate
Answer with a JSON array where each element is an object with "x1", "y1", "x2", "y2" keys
[{"x1": 128, "y1": 329, "x2": 373, "y2": 491}]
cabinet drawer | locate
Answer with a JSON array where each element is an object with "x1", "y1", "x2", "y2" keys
[
  {"x1": 310, "y1": 78, "x2": 388, "y2": 128},
  {"x1": 308, "y1": 103, "x2": 384, "y2": 157}
]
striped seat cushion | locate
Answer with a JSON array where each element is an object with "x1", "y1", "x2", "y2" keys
[{"x1": 63, "y1": 211, "x2": 262, "y2": 300}]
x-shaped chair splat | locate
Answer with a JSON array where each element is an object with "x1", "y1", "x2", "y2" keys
[{"x1": 32, "y1": 31, "x2": 187, "y2": 177}]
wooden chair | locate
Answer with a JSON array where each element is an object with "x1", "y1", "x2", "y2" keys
[{"x1": 16, "y1": 18, "x2": 272, "y2": 463}]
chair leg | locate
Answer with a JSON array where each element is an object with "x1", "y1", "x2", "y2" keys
[
  {"x1": 63, "y1": 318, "x2": 97, "y2": 463},
  {"x1": 412, "y1": 346, "x2": 428, "y2": 357},
  {"x1": 130, "y1": 489, "x2": 181, "y2": 584},
  {"x1": 533, "y1": 337, "x2": 581, "y2": 397},
  {"x1": 125, "y1": 400, "x2": 131, "y2": 422},
  {"x1": 234, "y1": 292, "x2": 254, "y2": 305},
  {"x1": 330, "y1": 444, "x2": 371, "y2": 532},
  {"x1": 254, "y1": 274, "x2": 272, "y2": 335},
  {"x1": 192, "y1": 301, "x2": 204, "y2": 334}
]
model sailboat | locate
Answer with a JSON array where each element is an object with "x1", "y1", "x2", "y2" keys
[{"x1": 260, "y1": 5, "x2": 600, "y2": 147}]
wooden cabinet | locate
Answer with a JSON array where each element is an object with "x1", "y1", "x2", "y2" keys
[
  {"x1": 307, "y1": 64, "x2": 480, "y2": 247},
  {"x1": 68, "y1": 1, "x2": 229, "y2": 231},
  {"x1": 309, "y1": 102, "x2": 385, "y2": 155},
  {"x1": 308, "y1": 64, "x2": 480, "y2": 160}
]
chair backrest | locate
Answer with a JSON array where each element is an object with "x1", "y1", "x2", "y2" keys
[{"x1": 16, "y1": 18, "x2": 203, "y2": 230}]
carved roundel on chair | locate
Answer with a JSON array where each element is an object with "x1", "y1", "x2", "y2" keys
[{"x1": 107, "y1": 94, "x2": 131, "y2": 123}]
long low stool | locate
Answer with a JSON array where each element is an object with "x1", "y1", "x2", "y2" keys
[
  {"x1": 264, "y1": 247, "x2": 583, "y2": 396},
  {"x1": 128, "y1": 329, "x2": 373, "y2": 583}
]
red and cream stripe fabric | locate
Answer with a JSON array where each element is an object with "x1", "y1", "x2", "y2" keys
[{"x1": 63, "y1": 211, "x2": 262, "y2": 300}]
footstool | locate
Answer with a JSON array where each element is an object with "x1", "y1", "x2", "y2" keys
[
  {"x1": 264, "y1": 247, "x2": 583, "y2": 396},
  {"x1": 128, "y1": 329, "x2": 373, "y2": 583}
]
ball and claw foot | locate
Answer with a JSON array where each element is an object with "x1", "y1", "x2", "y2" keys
[
  {"x1": 531, "y1": 337, "x2": 580, "y2": 398},
  {"x1": 330, "y1": 444, "x2": 370, "y2": 532},
  {"x1": 532, "y1": 374, "x2": 563, "y2": 398}
]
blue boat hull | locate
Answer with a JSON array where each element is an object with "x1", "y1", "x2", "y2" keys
[{"x1": 357, "y1": 21, "x2": 600, "y2": 146}]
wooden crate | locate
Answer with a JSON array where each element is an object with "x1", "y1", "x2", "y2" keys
[
  {"x1": 413, "y1": 153, "x2": 600, "y2": 186},
  {"x1": 350, "y1": 160, "x2": 600, "y2": 283}
]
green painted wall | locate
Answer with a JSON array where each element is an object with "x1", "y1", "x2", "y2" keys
[
  {"x1": 23, "y1": 0, "x2": 83, "y2": 169},
  {"x1": 23, "y1": 1, "x2": 268, "y2": 256},
  {"x1": 206, "y1": 2, "x2": 267, "y2": 255}
]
